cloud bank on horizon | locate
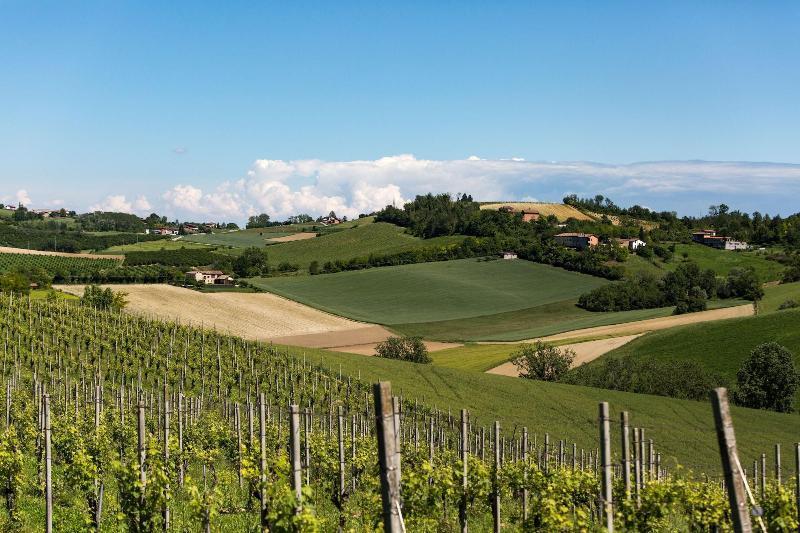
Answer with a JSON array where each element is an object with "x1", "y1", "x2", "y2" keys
[{"x1": 16, "y1": 156, "x2": 800, "y2": 221}]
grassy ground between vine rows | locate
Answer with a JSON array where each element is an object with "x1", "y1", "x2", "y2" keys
[{"x1": 293, "y1": 344, "x2": 799, "y2": 476}]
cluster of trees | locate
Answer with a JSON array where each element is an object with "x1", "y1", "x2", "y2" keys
[
  {"x1": 375, "y1": 336, "x2": 431, "y2": 363},
  {"x1": 563, "y1": 342, "x2": 799, "y2": 413},
  {"x1": 246, "y1": 212, "x2": 329, "y2": 229},
  {"x1": 563, "y1": 194, "x2": 674, "y2": 223},
  {"x1": 222, "y1": 247, "x2": 299, "y2": 278},
  {"x1": 578, "y1": 262, "x2": 763, "y2": 314},
  {"x1": 77, "y1": 211, "x2": 146, "y2": 232},
  {"x1": 80, "y1": 284, "x2": 127, "y2": 311}
]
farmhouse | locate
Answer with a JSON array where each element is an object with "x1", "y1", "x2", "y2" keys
[
  {"x1": 617, "y1": 238, "x2": 646, "y2": 251},
  {"x1": 501, "y1": 251, "x2": 518, "y2": 260},
  {"x1": 148, "y1": 227, "x2": 179, "y2": 236},
  {"x1": 185, "y1": 270, "x2": 235, "y2": 285},
  {"x1": 554, "y1": 232, "x2": 599, "y2": 250},
  {"x1": 692, "y1": 229, "x2": 748, "y2": 251}
]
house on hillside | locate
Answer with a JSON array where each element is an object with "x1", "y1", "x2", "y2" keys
[
  {"x1": 501, "y1": 251, "x2": 518, "y2": 260},
  {"x1": 151, "y1": 227, "x2": 179, "y2": 236},
  {"x1": 617, "y1": 238, "x2": 646, "y2": 251},
  {"x1": 554, "y1": 232, "x2": 599, "y2": 250},
  {"x1": 692, "y1": 229, "x2": 748, "y2": 251},
  {"x1": 185, "y1": 270, "x2": 234, "y2": 285}
]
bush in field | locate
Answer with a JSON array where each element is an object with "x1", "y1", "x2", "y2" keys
[
  {"x1": 673, "y1": 286, "x2": 707, "y2": 315},
  {"x1": 81, "y1": 285, "x2": 127, "y2": 312},
  {"x1": 777, "y1": 299, "x2": 798, "y2": 310},
  {"x1": 734, "y1": 342, "x2": 799, "y2": 413},
  {"x1": 512, "y1": 341, "x2": 574, "y2": 382},
  {"x1": 375, "y1": 336, "x2": 431, "y2": 364}
]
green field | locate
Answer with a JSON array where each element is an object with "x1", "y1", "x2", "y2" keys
[
  {"x1": 666, "y1": 243, "x2": 784, "y2": 281},
  {"x1": 182, "y1": 228, "x2": 295, "y2": 248},
  {"x1": 255, "y1": 257, "x2": 749, "y2": 341},
  {"x1": 593, "y1": 303, "x2": 800, "y2": 404},
  {"x1": 760, "y1": 281, "x2": 800, "y2": 313},
  {"x1": 254, "y1": 258, "x2": 609, "y2": 324},
  {"x1": 429, "y1": 343, "x2": 522, "y2": 371},
  {"x1": 299, "y1": 344, "x2": 798, "y2": 474},
  {"x1": 256, "y1": 222, "x2": 465, "y2": 270}
]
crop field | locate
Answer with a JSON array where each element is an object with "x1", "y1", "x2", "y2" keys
[
  {"x1": 480, "y1": 201, "x2": 594, "y2": 221},
  {"x1": 257, "y1": 222, "x2": 465, "y2": 270},
  {"x1": 665, "y1": 243, "x2": 784, "y2": 281},
  {"x1": 254, "y1": 258, "x2": 609, "y2": 325}
]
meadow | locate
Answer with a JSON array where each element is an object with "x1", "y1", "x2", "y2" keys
[
  {"x1": 100, "y1": 238, "x2": 209, "y2": 253},
  {"x1": 253, "y1": 258, "x2": 609, "y2": 324},
  {"x1": 301, "y1": 344, "x2": 798, "y2": 474},
  {"x1": 479, "y1": 202, "x2": 594, "y2": 221}
]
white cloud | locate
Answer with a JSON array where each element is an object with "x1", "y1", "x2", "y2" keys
[
  {"x1": 157, "y1": 156, "x2": 800, "y2": 220},
  {"x1": 16, "y1": 189, "x2": 31, "y2": 206},
  {"x1": 89, "y1": 194, "x2": 152, "y2": 214}
]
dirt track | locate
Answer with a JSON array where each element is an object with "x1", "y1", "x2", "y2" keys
[
  {"x1": 532, "y1": 304, "x2": 754, "y2": 342},
  {"x1": 0, "y1": 246, "x2": 124, "y2": 261},
  {"x1": 487, "y1": 334, "x2": 643, "y2": 377},
  {"x1": 57, "y1": 284, "x2": 365, "y2": 340}
]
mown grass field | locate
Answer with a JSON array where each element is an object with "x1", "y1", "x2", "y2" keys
[
  {"x1": 430, "y1": 343, "x2": 521, "y2": 371},
  {"x1": 100, "y1": 238, "x2": 208, "y2": 253},
  {"x1": 296, "y1": 344, "x2": 798, "y2": 474},
  {"x1": 254, "y1": 258, "x2": 609, "y2": 324},
  {"x1": 760, "y1": 281, "x2": 800, "y2": 313},
  {"x1": 253, "y1": 222, "x2": 465, "y2": 271}
]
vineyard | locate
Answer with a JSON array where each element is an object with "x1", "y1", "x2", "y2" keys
[
  {"x1": 122, "y1": 249, "x2": 221, "y2": 268},
  {"x1": 0, "y1": 292, "x2": 797, "y2": 531},
  {"x1": 0, "y1": 253, "x2": 122, "y2": 282}
]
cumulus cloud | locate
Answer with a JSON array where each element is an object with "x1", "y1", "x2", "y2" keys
[
  {"x1": 159, "y1": 156, "x2": 800, "y2": 220},
  {"x1": 89, "y1": 194, "x2": 152, "y2": 214},
  {"x1": 16, "y1": 189, "x2": 31, "y2": 206}
]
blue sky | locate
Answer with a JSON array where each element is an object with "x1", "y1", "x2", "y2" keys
[{"x1": 1, "y1": 1, "x2": 799, "y2": 220}]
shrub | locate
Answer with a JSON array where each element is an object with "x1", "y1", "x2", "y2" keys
[
  {"x1": 733, "y1": 342, "x2": 799, "y2": 413},
  {"x1": 375, "y1": 336, "x2": 431, "y2": 364},
  {"x1": 673, "y1": 286, "x2": 707, "y2": 315},
  {"x1": 309, "y1": 261, "x2": 320, "y2": 275},
  {"x1": 512, "y1": 342, "x2": 574, "y2": 382},
  {"x1": 777, "y1": 300, "x2": 799, "y2": 310},
  {"x1": 719, "y1": 267, "x2": 764, "y2": 301}
]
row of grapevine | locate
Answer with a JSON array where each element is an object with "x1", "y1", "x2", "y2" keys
[{"x1": 0, "y1": 290, "x2": 797, "y2": 531}]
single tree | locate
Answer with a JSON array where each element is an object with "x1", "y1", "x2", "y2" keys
[
  {"x1": 375, "y1": 336, "x2": 431, "y2": 364},
  {"x1": 734, "y1": 342, "x2": 799, "y2": 413},
  {"x1": 512, "y1": 341, "x2": 575, "y2": 381}
]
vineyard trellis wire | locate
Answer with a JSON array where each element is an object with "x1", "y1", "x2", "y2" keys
[{"x1": 0, "y1": 289, "x2": 796, "y2": 531}]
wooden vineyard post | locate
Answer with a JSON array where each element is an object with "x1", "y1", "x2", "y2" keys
[
  {"x1": 795, "y1": 443, "x2": 799, "y2": 529},
  {"x1": 774, "y1": 444, "x2": 781, "y2": 485},
  {"x1": 492, "y1": 421, "x2": 500, "y2": 533},
  {"x1": 138, "y1": 401, "x2": 147, "y2": 509},
  {"x1": 522, "y1": 427, "x2": 529, "y2": 522},
  {"x1": 235, "y1": 403, "x2": 242, "y2": 489},
  {"x1": 392, "y1": 396, "x2": 402, "y2": 486},
  {"x1": 633, "y1": 428, "x2": 641, "y2": 506},
  {"x1": 351, "y1": 414, "x2": 357, "y2": 493},
  {"x1": 599, "y1": 402, "x2": 613, "y2": 532},
  {"x1": 259, "y1": 393, "x2": 267, "y2": 532},
  {"x1": 337, "y1": 406, "x2": 346, "y2": 505},
  {"x1": 621, "y1": 411, "x2": 631, "y2": 499},
  {"x1": 44, "y1": 393, "x2": 52, "y2": 533},
  {"x1": 178, "y1": 393, "x2": 184, "y2": 486},
  {"x1": 289, "y1": 404, "x2": 302, "y2": 507},
  {"x1": 163, "y1": 388, "x2": 170, "y2": 531},
  {"x1": 373, "y1": 382, "x2": 402, "y2": 533},
  {"x1": 460, "y1": 409, "x2": 469, "y2": 533},
  {"x1": 710, "y1": 388, "x2": 752, "y2": 533}
]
